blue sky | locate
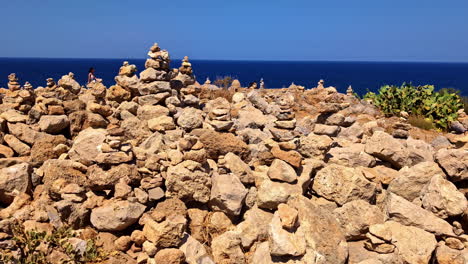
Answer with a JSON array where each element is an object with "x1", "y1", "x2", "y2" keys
[{"x1": 2, "y1": 0, "x2": 468, "y2": 62}]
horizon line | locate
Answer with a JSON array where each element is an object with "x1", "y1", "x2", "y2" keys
[{"x1": 1, "y1": 56, "x2": 468, "y2": 64}]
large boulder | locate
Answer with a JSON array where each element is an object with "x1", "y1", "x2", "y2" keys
[
  {"x1": 334, "y1": 200, "x2": 385, "y2": 240},
  {"x1": 194, "y1": 129, "x2": 250, "y2": 160},
  {"x1": 385, "y1": 193, "x2": 455, "y2": 236},
  {"x1": 166, "y1": 160, "x2": 211, "y2": 203},
  {"x1": 90, "y1": 200, "x2": 146, "y2": 231},
  {"x1": 298, "y1": 133, "x2": 333, "y2": 159},
  {"x1": 143, "y1": 214, "x2": 187, "y2": 248},
  {"x1": 420, "y1": 174, "x2": 467, "y2": 218},
  {"x1": 177, "y1": 108, "x2": 204, "y2": 130},
  {"x1": 387, "y1": 161, "x2": 445, "y2": 202},
  {"x1": 68, "y1": 128, "x2": 108, "y2": 165},
  {"x1": 267, "y1": 159, "x2": 297, "y2": 183},
  {"x1": 210, "y1": 173, "x2": 247, "y2": 216},
  {"x1": 288, "y1": 196, "x2": 348, "y2": 264},
  {"x1": 0, "y1": 163, "x2": 31, "y2": 204},
  {"x1": 435, "y1": 148, "x2": 468, "y2": 182},
  {"x1": 364, "y1": 131, "x2": 409, "y2": 169},
  {"x1": 327, "y1": 144, "x2": 376, "y2": 167},
  {"x1": 38, "y1": 115, "x2": 70, "y2": 134},
  {"x1": 312, "y1": 164, "x2": 376, "y2": 206}
]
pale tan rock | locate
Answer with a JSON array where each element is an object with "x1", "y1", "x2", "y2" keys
[
  {"x1": 0, "y1": 163, "x2": 31, "y2": 204},
  {"x1": 267, "y1": 159, "x2": 297, "y2": 183},
  {"x1": 38, "y1": 115, "x2": 69, "y2": 134},
  {"x1": 143, "y1": 214, "x2": 186, "y2": 248},
  {"x1": 298, "y1": 133, "x2": 333, "y2": 159},
  {"x1": 312, "y1": 164, "x2": 376, "y2": 206},
  {"x1": 90, "y1": 200, "x2": 146, "y2": 231},
  {"x1": 277, "y1": 203, "x2": 298, "y2": 229},
  {"x1": 235, "y1": 206, "x2": 273, "y2": 248},
  {"x1": 421, "y1": 174, "x2": 467, "y2": 218},
  {"x1": 154, "y1": 248, "x2": 185, "y2": 264},
  {"x1": 249, "y1": 241, "x2": 273, "y2": 264},
  {"x1": 148, "y1": 116, "x2": 175, "y2": 131},
  {"x1": 211, "y1": 231, "x2": 245, "y2": 264},
  {"x1": 435, "y1": 148, "x2": 468, "y2": 182},
  {"x1": 268, "y1": 212, "x2": 306, "y2": 256},
  {"x1": 388, "y1": 161, "x2": 445, "y2": 201},
  {"x1": 179, "y1": 235, "x2": 215, "y2": 264},
  {"x1": 334, "y1": 199, "x2": 385, "y2": 240},
  {"x1": 328, "y1": 144, "x2": 376, "y2": 167},
  {"x1": 114, "y1": 236, "x2": 132, "y2": 251},
  {"x1": 435, "y1": 243, "x2": 468, "y2": 264},
  {"x1": 210, "y1": 173, "x2": 247, "y2": 216},
  {"x1": 385, "y1": 192, "x2": 456, "y2": 236},
  {"x1": 68, "y1": 128, "x2": 107, "y2": 164},
  {"x1": 224, "y1": 152, "x2": 254, "y2": 184},
  {"x1": 4, "y1": 134, "x2": 30, "y2": 156},
  {"x1": 364, "y1": 131, "x2": 409, "y2": 169},
  {"x1": 166, "y1": 160, "x2": 211, "y2": 203},
  {"x1": 256, "y1": 178, "x2": 302, "y2": 210}
]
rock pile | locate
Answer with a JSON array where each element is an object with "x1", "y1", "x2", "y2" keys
[{"x1": 0, "y1": 42, "x2": 467, "y2": 264}]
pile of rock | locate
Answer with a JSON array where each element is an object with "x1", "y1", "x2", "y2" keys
[{"x1": 0, "y1": 42, "x2": 466, "y2": 264}]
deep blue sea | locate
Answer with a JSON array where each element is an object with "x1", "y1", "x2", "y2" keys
[{"x1": 0, "y1": 58, "x2": 467, "y2": 96}]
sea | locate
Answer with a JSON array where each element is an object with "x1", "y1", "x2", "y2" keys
[{"x1": 0, "y1": 58, "x2": 467, "y2": 96}]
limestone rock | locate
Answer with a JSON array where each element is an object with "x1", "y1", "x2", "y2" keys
[
  {"x1": 435, "y1": 148, "x2": 468, "y2": 182},
  {"x1": 143, "y1": 214, "x2": 187, "y2": 248},
  {"x1": 179, "y1": 235, "x2": 215, "y2": 264},
  {"x1": 4, "y1": 134, "x2": 30, "y2": 156},
  {"x1": 268, "y1": 212, "x2": 306, "y2": 256},
  {"x1": 210, "y1": 173, "x2": 247, "y2": 216},
  {"x1": 166, "y1": 160, "x2": 211, "y2": 203},
  {"x1": 0, "y1": 163, "x2": 31, "y2": 204},
  {"x1": 177, "y1": 108, "x2": 203, "y2": 130},
  {"x1": 68, "y1": 128, "x2": 107, "y2": 165},
  {"x1": 420, "y1": 174, "x2": 467, "y2": 218},
  {"x1": 194, "y1": 129, "x2": 250, "y2": 160},
  {"x1": 388, "y1": 161, "x2": 445, "y2": 201},
  {"x1": 90, "y1": 200, "x2": 146, "y2": 231},
  {"x1": 312, "y1": 164, "x2": 376, "y2": 206},
  {"x1": 327, "y1": 144, "x2": 376, "y2": 167},
  {"x1": 235, "y1": 206, "x2": 273, "y2": 248},
  {"x1": 211, "y1": 231, "x2": 246, "y2": 264},
  {"x1": 385, "y1": 192, "x2": 455, "y2": 236},
  {"x1": 334, "y1": 200, "x2": 385, "y2": 240},
  {"x1": 223, "y1": 152, "x2": 254, "y2": 184},
  {"x1": 364, "y1": 131, "x2": 409, "y2": 169},
  {"x1": 257, "y1": 179, "x2": 302, "y2": 210},
  {"x1": 38, "y1": 115, "x2": 69, "y2": 134},
  {"x1": 298, "y1": 133, "x2": 333, "y2": 159},
  {"x1": 267, "y1": 159, "x2": 297, "y2": 183},
  {"x1": 154, "y1": 248, "x2": 185, "y2": 264}
]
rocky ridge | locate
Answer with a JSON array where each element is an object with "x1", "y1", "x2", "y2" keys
[{"x1": 0, "y1": 43, "x2": 467, "y2": 263}]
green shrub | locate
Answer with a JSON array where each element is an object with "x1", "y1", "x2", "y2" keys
[
  {"x1": 364, "y1": 83, "x2": 463, "y2": 130},
  {"x1": 0, "y1": 222, "x2": 107, "y2": 264},
  {"x1": 408, "y1": 115, "x2": 435, "y2": 130}
]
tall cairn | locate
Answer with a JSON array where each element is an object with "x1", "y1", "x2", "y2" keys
[
  {"x1": 138, "y1": 43, "x2": 173, "y2": 106},
  {"x1": 2, "y1": 74, "x2": 35, "y2": 113}
]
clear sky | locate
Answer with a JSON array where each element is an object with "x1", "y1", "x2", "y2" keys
[{"x1": 2, "y1": 0, "x2": 468, "y2": 62}]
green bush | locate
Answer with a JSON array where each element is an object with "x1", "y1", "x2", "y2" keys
[{"x1": 364, "y1": 83, "x2": 463, "y2": 130}]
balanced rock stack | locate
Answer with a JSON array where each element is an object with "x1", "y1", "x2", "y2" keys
[
  {"x1": 0, "y1": 41, "x2": 467, "y2": 264},
  {"x1": 204, "y1": 97, "x2": 233, "y2": 131},
  {"x1": 1, "y1": 74, "x2": 35, "y2": 113},
  {"x1": 7, "y1": 73, "x2": 20, "y2": 91}
]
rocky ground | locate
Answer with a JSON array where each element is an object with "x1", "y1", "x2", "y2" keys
[{"x1": 0, "y1": 43, "x2": 467, "y2": 264}]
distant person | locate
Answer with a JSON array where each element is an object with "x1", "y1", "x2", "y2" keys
[{"x1": 87, "y1": 67, "x2": 102, "y2": 84}]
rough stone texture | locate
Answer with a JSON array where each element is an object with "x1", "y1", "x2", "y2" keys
[
  {"x1": 38, "y1": 115, "x2": 70, "y2": 134},
  {"x1": 312, "y1": 164, "x2": 376, "y2": 206},
  {"x1": 194, "y1": 129, "x2": 250, "y2": 160},
  {"x1": 143, "y1": 214, "x2": 187, "y2": 248},
  {"x1": 211, "y1": 231, "x2": 246, "y2": 264},
  {"x1": 154, "y1": 248, "x2": 185, "y2": 264},
  {"x1": 268, "y1": 212, "x2": 306, "y2": 256},
  {"x1": 298, "y1": 133, "x2": 333, "y2": 159},
  {"x1": 224, "y1": 152, "x2": 254, "y2": 184},
  {"x1": 0, "y1": 163, "x2": 31, "y2": 204},
  {"x1": 267, "y1": 159, "x2": 297, "y2": 183},
  {"x1": 210, "y1": 173, "x2": 247, "y2": 216},
  {"x1": 435, "y1": 148, "x2": 468, "y2": 182},
  {"x1": 166, "y1": 160, "x2": 212, "y2": 203},
  {"x1": 334, "y1": 200, "x2": 385, "y2": 240},
  {"x1": 177, "y1": 107, "x2": 204, "y2": 130},
  {"x1": 90, "y1": 200, "x2": 146, "y2": 231},
  {"x1": 385, "y1": 193, "x2": 456, "y2": 236},
  {"x1": 420, "y1": 174, "x2": 467, "y2": 218},
  {"x1": 327, "y1": 144, "x2": 376, "y2": 167},
  {"x1": 257, "y1": 179, "x2": 302, "y2": 210},
  {"x1": 364, "y1": 131, "x2": 409, "y2": 169},
  {"x1": 68, "y1": 128, "x2": 107, "y2": 164},
  {"x1": 388, "y1": 161, "x2": 445, "y2": 202}
]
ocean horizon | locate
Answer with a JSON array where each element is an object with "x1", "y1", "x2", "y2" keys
[{"x1": 1, "y1": 57, "x2": 467, "y2": 96}]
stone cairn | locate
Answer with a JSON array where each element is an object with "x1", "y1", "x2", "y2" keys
[
  {"x1": 205, "y1": 97, "x2": 233, "y2": 131},
  {"x1": 1, "y1": 74, "x2": 35, "y2": 113},
  {"x1": 346, "y1": 85, "x2": 354, "y2": 96},
  {"x1": 0, "y1": 41, "x2": 467, "y2": 264}
]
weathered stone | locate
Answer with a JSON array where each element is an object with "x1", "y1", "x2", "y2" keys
[
  {"x1": 314, "y1": 124, "x2": 341, "y2": 136},
  {"x1": 166, "y1": 160, "x2": 211, "y2": 203},
  {"x1": 268, "y1": 212, "x2": 306, "y2": 256},
  {"x1": 298, "y1": 133, "x2": 333, "y2": 159},
  {"x1": 210, "y1": 173, "x2": 247, "y2": 216},
  {"x1": 257, "y1": 179, "x2": 302, "y2": 210},
  {"x1": 154, "y1": 248, "x2": 185, "y2": 264},
  {"x1": 385, "y1": 193, "x2": 456, "y2": 236},
  {"x1": 143, "y1": 214, "x2": 186, "y2": 248},
  {"x1": 68, "y1": 128, "x2": 107, "y2": 164},
  {"x1": 194, "y1": 129, "x2": 250, "y2": 160},
  {"x1": 4, "y1": 135, "x2": 30, "y2": 156},
  {"x1": 211, "y1": 231, "x2": 245, "y2": 264},
  {"x1": 90, "y1": 200, "x2": 146, "y2": 231},
  {"x1": 223, "y1": 152, "x2": 254, "y2": 184},
  {"x1": 177, "y1": 108, "x2": 203, "y2": 130},
  {"x1": 327, "y1": 144, "x2": 376, "y2": 167},
  {"x1": 38, "y1": 115, "x2": 69, "y2": 134},
  {"x1": 312, "y1": 164, "x2": 376, "y2": 206},
  {"x1": 87, "y1": 164, "x2": 141, "y2": 191},
  {"x1": 148, "y1": 116, "x2": 175, "y2": 131},
  {"x1": 267, "y1": 159, "x2": 297, "y2": 183},
  {"x1": 277, "y1": 203, "x2": 298, "y2": 229},
  {"x1": 435, "y1": 148, "x2": 468, "y2": 182},
  {"x1": 435, "y1": 243, "x2": 468, "y2": 264},
  {"x1": 388, "y1": 161, "x2": 445, "y2": 201},
  {"x1": 235, "y1": 206, "x2": 273, "y2": 248},
  {"x1": 179, "y1": 235, "x2": 215, "y2": 264},
  {"x1": 0, "y1": 163, "x2": 31, "y2": 204},
  {"x1": 334, "y1": 200, "x2": 385, "y2": 240},
  {"x1": 420, "y1": 174, "x2": 467, "y2": 218}
]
